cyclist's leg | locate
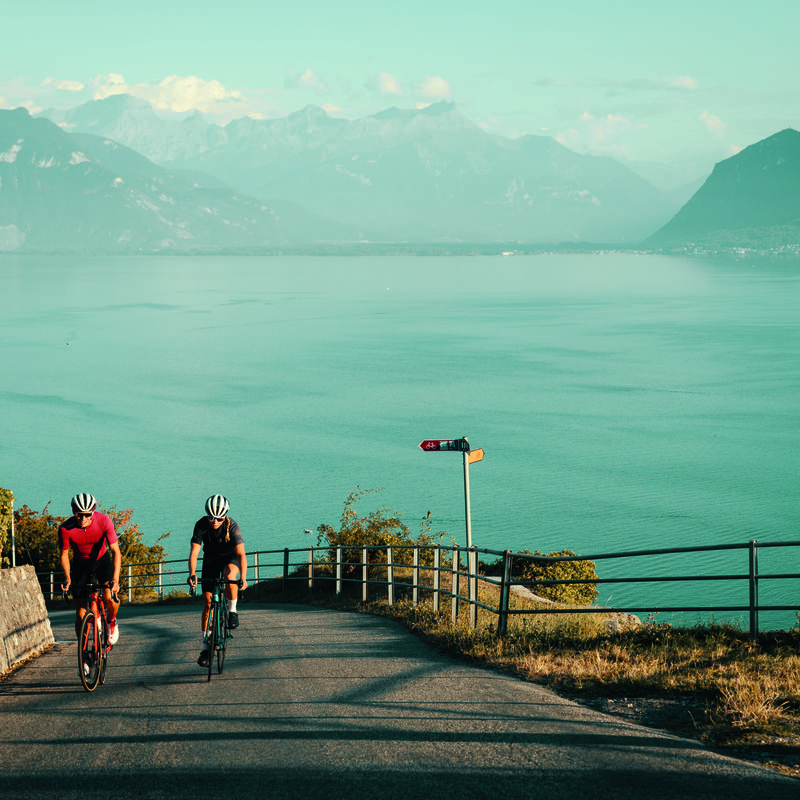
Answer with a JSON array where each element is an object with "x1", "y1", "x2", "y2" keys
[
  {"x1": 222, "y1": 559, "x2": 240, "y2": 628},
  {"x1": 197, "y1": 586, "x2": 213, "y2": 666},
  {"x1": 200, "y1": 590, "x2": 213, "y2": 631},
  {"x1": 198, "y1": 555, "x2": 223, "y2": 666},
  {"x1": 95, "y1": 552, "x2": 118, "y2": 613},
  {"x1": 94, "y1": 552, "x2": 120, "y2": 642},
  {"x1": 71, "y1": 560, "x2": 91, "y2": 638},
  {"x1": 223, "y1": 561, "x2": 240, "y2": 598}
]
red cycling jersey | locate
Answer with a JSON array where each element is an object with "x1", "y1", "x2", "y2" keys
[{"x1": 58, "y1": 512, "x2": 118, "y2": 562}]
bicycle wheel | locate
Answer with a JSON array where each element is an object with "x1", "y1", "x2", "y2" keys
[
  {"x1": 217, "y1": 600, "x2": 228, "y2": 675},
  {"x1": 78, "y1": 611, "x2": 101, "y2": 691},
  {"x1": 206, "y1": 604, "x2": 217, "y2": 682},
  {"x1": 98, "y1": 610, "x2": 109, "y2": 685}
]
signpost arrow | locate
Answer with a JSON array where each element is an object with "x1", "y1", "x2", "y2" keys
[
  {"x1": 468, "y1": 448, "x2": 484, "y2": 464},
  {"x1": 418, "y1": 438, "x2": 470, "y2": 452}
]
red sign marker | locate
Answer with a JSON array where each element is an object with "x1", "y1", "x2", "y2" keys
[{"x1": 419, "y1": 438, "x2": 470, "y2": 452}]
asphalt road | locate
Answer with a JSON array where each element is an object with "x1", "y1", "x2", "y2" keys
[{"x1": 1, "y1": 602, "x2": 797, "y2": 800}]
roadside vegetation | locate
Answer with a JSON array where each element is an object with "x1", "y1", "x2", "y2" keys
[{"x1": 0, "y1": 494, "x2": 169, "y2": 598}]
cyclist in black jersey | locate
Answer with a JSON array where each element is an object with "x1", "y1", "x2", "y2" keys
[{"x1": 187, "y1": 494, "x2": 248, "y2": 667}]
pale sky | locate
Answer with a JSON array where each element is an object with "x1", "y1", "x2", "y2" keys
[{"x1": 2, "y1": 0, "x2": 799, "y2": 184}]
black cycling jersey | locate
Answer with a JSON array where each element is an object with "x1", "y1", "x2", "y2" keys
[{"x1": 190, "y1": 516, "x2": 243, "y2": 559}]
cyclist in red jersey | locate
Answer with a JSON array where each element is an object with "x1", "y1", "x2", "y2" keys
[{"x1": 59, "y1": 493, "x2": 122, "y2": 644}]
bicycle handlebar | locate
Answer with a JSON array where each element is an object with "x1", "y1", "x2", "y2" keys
[
  {"x1": 63, "y1": 582, "x2": 119, "y2": 603},
  {"x1": 188, "y1": 575, "x2": 243, "y2": 588}
]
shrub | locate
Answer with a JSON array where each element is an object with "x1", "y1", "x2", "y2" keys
[
  {"x1": 514, "y1": 549, "x2": 599, "y2": 605},
  {"x1": 0, "y1": 488, "x2": 16, "y2": 567},
  {"x1": 315, "y1": 487, "x2": 445, "y2": 573},
  {"x1": 3, "y1": 502, "x2": 169, "y2": 599}
]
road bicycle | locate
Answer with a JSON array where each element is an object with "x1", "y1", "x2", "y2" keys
[
  {"x1": 75, "y1": 582, "x2": 117, "y2": 692},
  {"x1": 197, "y1": 577, "x2": 242, "y2": 682}
]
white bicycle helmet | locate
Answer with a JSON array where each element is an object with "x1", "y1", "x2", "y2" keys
[
  {"x1": 205, "y1": 494, "x2": 230, "y2": 519},
  {"x1": 71, "y1": 492, "x2": 97, "y2": 514}
]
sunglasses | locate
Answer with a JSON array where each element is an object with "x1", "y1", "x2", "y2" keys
[
  {"x1": 77, "y1": 512, "x2": 94, "y2": 519},
  {"x1": 207, "y1": 515, "x2": 226, "y2": 523}
]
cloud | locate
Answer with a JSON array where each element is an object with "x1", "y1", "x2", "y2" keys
[
  {"x1": 378, "y1": 72, "x2": 402, "y2": 95},
  {"x1": 419, "y1": 76, "x2": 450, "y2": 98},
  {"x1": 556, "y1": 112, "x2": 632, "y2": 159},
  {"x1": 579, "y1": 112, "x2": 630, "y2": 143},
  {"x1": 321, "y1": 102, "x2": 342, "y2": 114},
  {"x1": 700, "y1": 110, "x2": 726, "y2": 135},
  {"x1": 534, "y1": 75, "x2": 698, "y2": 93},
  {"x1": 41, "y1": 77, "x2": 85, "y2": 92},
  {"x1": 299, "y1": 69, "x2": 326, "y2": 91},
  {"x1": 154, "y1": 76, "x2": 243, "y2": 113},
  {"x1": 93, "y1": 73, "x2": 128, "y2": 98},
  {"x1": 91, "y1": 73, "x2": 248, "y2": 115},
  {"x1": 668, "y1": 75, "x2": 698, "y2": 91},
  {"x1": 285, "y1": 67, "x2": 329, "y2": 93}
]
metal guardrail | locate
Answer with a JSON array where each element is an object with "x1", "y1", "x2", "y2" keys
[{"x1": 39, "y1": 539, "x2": 800, "y2": 639}]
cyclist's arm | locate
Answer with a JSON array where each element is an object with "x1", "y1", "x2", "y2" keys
[
  {"x1": 108, "y1": 540, "x2": 122, "y2": 593},
  {"x1": 188, "y1": 542, "x2": 201, "y2": 587},
  {"x1": 235, "y1": 542, "x2": 248, "y2": 591},
  {"x1": 60, "y1": 548, "x2": 71, "y2": 591}
]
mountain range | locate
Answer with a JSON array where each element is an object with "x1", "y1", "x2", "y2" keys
[{"x1": 0, "y1": 95, "x2": 797, "y2": 254}]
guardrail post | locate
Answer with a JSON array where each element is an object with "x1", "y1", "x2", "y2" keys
[
  {"x1": 433, "y1": 546, "x2": 441, "y2": 613},
  {"x1": 253, "y1": 552, "x2": 260, "y2": 598},
  {"x1": 336, "y1": 546, "x2": 343, "y2": 598},
  {"x1": 362, "y1": 546, "x2": 369, "y2": 602},
  {"x1": 412, "y1": 546, "x2": 420, "y2": 606},
  {"x1": 749, "y1": 540, "x2": 759, "y2": 640},
  {"x1": 387, "y1": 547, "x2": 395, "y2": 606},
  {"x1": 308, "y1": 547, "x2": 315, "y2": 594},
  {"x1": 468, "y1": 547, "x2": 478, "y2": 629},
  {"x1": 451, "y1": 546, "x2": 460, "y2": 623},
  {"x1": 497, "y1": 549, "x2": 512, "y2": 636},
  {"x1": 50, "y1": 572, "x2": 55, "y2": 601},
  {"x1": 282, "y1": 549, "x2": 290, "y2": 602},
  {"x1": 158, "y1": 561, "x2": 163, "y2": 601},
  {"x1": 127, "y1": 564, "x2": 133, "y2": 603}
]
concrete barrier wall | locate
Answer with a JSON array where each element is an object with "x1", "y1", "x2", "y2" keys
[{"x1": 1, "y1": 565, "x2": 55, "y2": 674}]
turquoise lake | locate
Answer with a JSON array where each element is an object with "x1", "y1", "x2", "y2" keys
[{"x1": 2, "y1": 253, "x2": 799, "y2": 628}]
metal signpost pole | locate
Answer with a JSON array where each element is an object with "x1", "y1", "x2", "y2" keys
[{"x1": 462, "y1": 448, "x2": 472, "y2": 550}]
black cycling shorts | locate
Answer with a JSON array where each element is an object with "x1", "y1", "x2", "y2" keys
[
  {"x1": 200, "y1": 553, "x2": 239, "y2": 593},
  {"x1": 71, "y1": 551, "x2": 114, "y2": 599}
]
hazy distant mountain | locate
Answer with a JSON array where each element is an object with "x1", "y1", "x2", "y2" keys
[
  {"x1": 42, "y1": 93, "x2": 228, "y2": 163},
  {"x1": 39, "y1": 96, "x2": 678, "y2": 244},
  {"x1": 647, "y1": 128, "x2": 800, "y2": 250},
  {"x1": 0, "y1": 107, "x2": 349, "y2": 253}
]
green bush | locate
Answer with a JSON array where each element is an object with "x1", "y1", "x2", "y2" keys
[
  {"x1": 514, "y1": 549, "x2": 599, "y2": 605},
  {"x1": 3, "y1": 502, "x2": 169, "y2": 599},
  {"x1": 315, "y1": 487, "x2": 446, "y2": 574},
  {"x1": 0, "y1": 488, "x2": 14, "y2": 566}
]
